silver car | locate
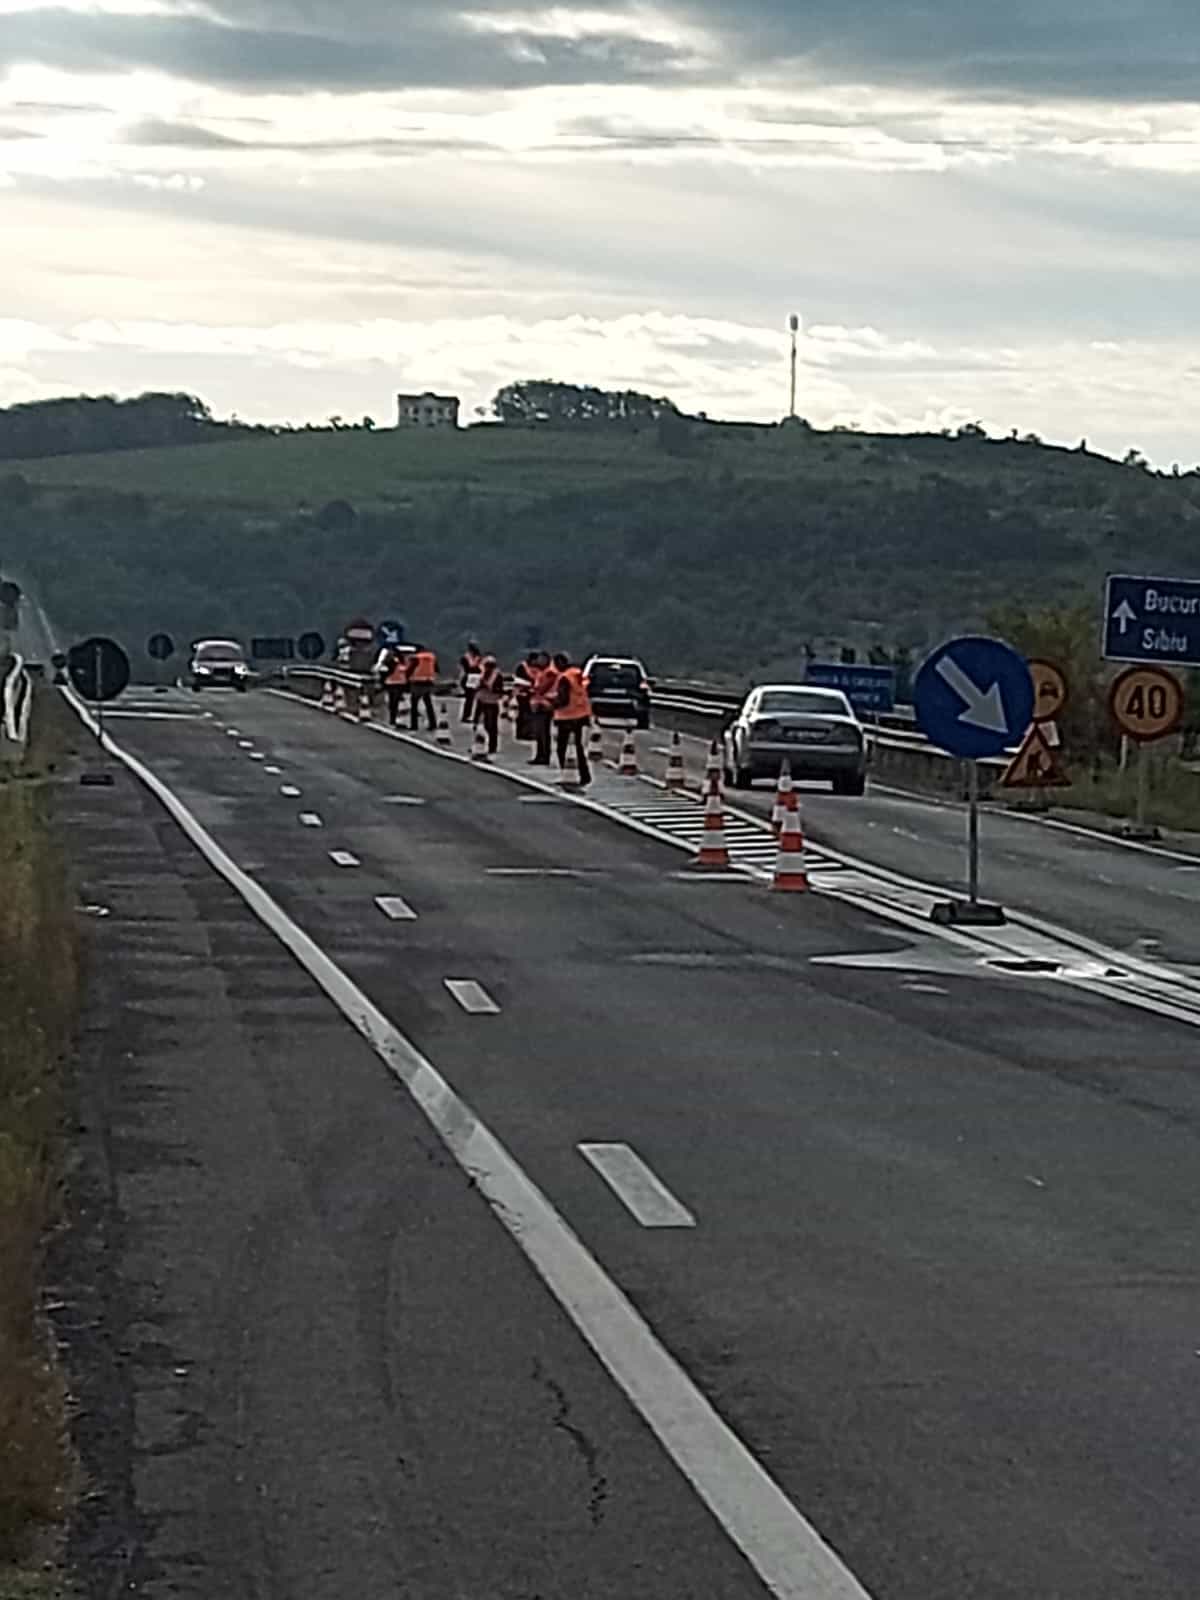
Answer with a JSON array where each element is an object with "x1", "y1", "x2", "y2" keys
[{"x1": 723, "y1": 684, "x2": 868, "y2": 794}]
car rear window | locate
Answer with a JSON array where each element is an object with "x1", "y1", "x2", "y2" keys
[
  {"x1": 758, "y1": 691, "x2": 848, "y2": 716},
  {"x1": 196, "y1": 643, "x2": 244, "y2": 662},
  {"x1": 591, "y1": 662, "x2": 643, "y2": 687}
]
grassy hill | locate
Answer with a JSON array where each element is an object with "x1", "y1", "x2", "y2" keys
[{"x1": 2, "y1": 421, "x2": 1195, "y2": 679}]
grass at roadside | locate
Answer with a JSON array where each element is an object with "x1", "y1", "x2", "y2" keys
[{"x1": 0, "y1": 691, "x2": 80, "y2": 1582}]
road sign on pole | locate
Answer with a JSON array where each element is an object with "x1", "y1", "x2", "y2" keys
[
  {"x1": 1108, "y1": 665, "x2": 1184, "y2": 744},
  {"x1": 1103, "y1": 574, "x2": 1200, "y2": 665},
  {"x1": 1001, "y1": 726, "x2": 1070, "y2": 790},
  {"x1": 147, "y1": 632, "x2": 175, "y2": 662},
  {"x1": 805, "y1": 661, "x2": 896, "y2": 715},
  {"x1": 915, "y1": 636, "x2": 1033, "y2": 928},
  {"x1": 297, "y1": 631, "x2": 325, "y2": 662},
  {"x1": 67, "y1": 636, "x2": 130, "y2": 788},
  {"x1": 376, "y1": 619, "x2": 406, "y2": 649},
  {"x1": 1027, "y1": 658, "x2": 1069, "y2": 724}
]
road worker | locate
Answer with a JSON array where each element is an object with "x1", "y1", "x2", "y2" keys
[
  {"x1": 552, "y1": 651, "x2": 592, "y2": 787},
  {"x1": 384, "y1": 648, "x2": 409, "y2": 726},
  {"x1": 528, "y1": 651, "x2": 556, "y2": 766},
  {"x1": 474, "y1": 654, "x2": 505, "y2": 754},
  {"x1": 407, "y1": 643, "x2": 438, "y2": 732},
  {"x1": 512, "y1": 649, "x2": 540, "y2": 743},
  {"x1": 460, "y1": 640, "x2": 483, "y2": 723}
]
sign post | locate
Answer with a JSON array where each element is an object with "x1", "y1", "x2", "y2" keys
[
  {"x1": 913, "y1": 635, "x2": 1034, "y2": 926},
  {"x1": 147, "y1": 631, "x2": 175, "y2": 693},
  {"x1": 67, "y1": 636, "x2": 131, "y2": 787},
  {"x1": 1107, "y1": 664, "x2": 1185, "y2": 840}
]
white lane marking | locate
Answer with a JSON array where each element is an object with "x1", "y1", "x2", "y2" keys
[
  {"x1": 225, "y1": 729, "x2": 240, "y2": 737},
  {"x1": 249, "y1": 752, "x2": 266, "y2": 761},
  {"x1": 579, "y1": 1144, "x2": 696, "y2": 1228},
  {"x1": 519, "y1": 794, "x2": 567, "y2": 803},
  {"x1": 299, "y1": 812, "x2": 323, "y2": 827},
  {"x1": 329, "y1": 850, "x2": 360, "y2": 867},
  {"x1": 238, "y1": 739, "x2": 254, "y2": 749},
  {"x1": 381, "y1": 795, "x2": 427, "y2": 806},
  {"x1": 265, "y1": 765, "x2": 282, "y2": 775},
  {"x1": 64, "y1": 691, "x2": 874, "y2": 1600},
  {"x1": 444, "y1": 979, "x2": 501, "y2": 1015},
  {"x1": 487, "y1": 867, "x2": 586, "y2": 878},
  {"x1": 376, "y1": 895, "x2": 418, "y2": 921},
  {"x1": 280, "y1": 784, "x2": 302, "y2": 798},
  {"x1": 104, "y1": 710, "x2": 205, "y2": 721}
]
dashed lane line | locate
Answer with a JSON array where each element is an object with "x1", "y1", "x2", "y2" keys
[
  {"x1": 376, "y1": 895, "x2": 418, "y2": 921},
  {"x1": 299, "y1": 812, "x2": 323, "y2": 828},
  {"x1": 329, "y1": 850, "x2": 360, "y2": 868},
  {"x1": 444, "y1": 978, "x2": 501, "y2": 1015},
  {"x1": 280, "y1": 785, "x2": 302, "y2": 798},
  {"x1": 265, "y1": 765, "x2": 283, "y2": 775},
  {"x1": 579, "y1": 1144, "x2": 697, "y2": 1228}
]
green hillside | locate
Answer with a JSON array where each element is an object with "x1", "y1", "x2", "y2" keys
[{"x1": 2, "y1": 420, "x2": 1195, "y2": 678}]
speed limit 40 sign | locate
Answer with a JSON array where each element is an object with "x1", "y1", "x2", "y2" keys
[{"x1": 1108, "y1": 665, "x2": 1184, "y2": 743}]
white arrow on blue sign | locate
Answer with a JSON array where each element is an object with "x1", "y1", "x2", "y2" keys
[
  {"x1": 913, "y1": 636, "x2": 1034, "y2": 760},
  {"x1": 1103, "y1": 574, "x2": 1200, "y2": 666}
]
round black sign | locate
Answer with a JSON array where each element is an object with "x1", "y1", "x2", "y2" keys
[
  {"x1": 67, "y1": 637, "x2": 131, "y2": 703},
  {"x1": 147, "y1": 632, "x2": 175, "y2": 662},
  {"x1": 297, "y1": 630, "x2": 326, "y2": 662}
]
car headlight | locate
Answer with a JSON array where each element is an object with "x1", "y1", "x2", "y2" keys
[
  {"x1": 194, "y1": 664, "x2": 212, "y2": 674},
  {"x1": 233, "y1": 663, "x2": 249, "y2": 676}
]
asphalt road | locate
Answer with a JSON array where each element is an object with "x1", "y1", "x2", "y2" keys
[
  {"x1": 55, "y1": 684, "x2": 1200, "y2": 1599},
  {"x1": 653, "y1": 722, "x2": 1200, "y2": 968}
]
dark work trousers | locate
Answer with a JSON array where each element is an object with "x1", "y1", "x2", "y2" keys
[
  {"x1": 529, "y1": 706, "x2": 552, "y2": 764},
  {"x1": 461, "y1": 687, "x2": 477, "y2": 723},
  {"x1": 555, "y1": 717, "x2": 592, "y2": 786},
  {"x1": 409, "y1": 685, "x2": 436, "y2": 731},
  {"x1": 386, "y1": 683, "x2": 407, "y2": 725},
  {"x1": 476, "y1": 701, "x2": 500, "y2": 753}
]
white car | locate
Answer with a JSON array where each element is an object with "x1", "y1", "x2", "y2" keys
[
  {"x1": 723, "y1": 684, "x2": 868, "y2": 794},
  {"x1": 188, "y1": 638, "x2": 251, "y2": 692}
]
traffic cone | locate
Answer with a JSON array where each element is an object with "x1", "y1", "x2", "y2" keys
[
  {"x1": 770, "y1": 801, "x2": 809, "y2": 893},
  {"x1": 619, "y1": 729, "x2": 638, "y2": 777},
  {"x1": 471, "y1": 723, "x2": 489, "y2": 762},
  {"x1": 665, "y1": 731, "x2": 686, "y2": 790},
  {"x1": 334, "y1": 682, "x2": 347, "y2": 716},
  {"x1": 357, "y1": 685, "x2": 371, "y2": 723},
  {"x1": 321, "y1": 679, "x2": 335, "y2": 713},
  {"x1": 705, "y1": 740, "x2": 722, "y2": 787},
  {"x1": 772, "y1": 759, "x2": 796, "y2": 835},
  {"x1": 587, "y1": 725, "x2": 604, "y2": 769},
  {"x1": 559, "y1": 737, "x2": 582, "y2": 790},
  {"x1": 694, "y1": 773, "x2": 730, "y2": 869},
  {"x1": 436, "y1": 703, "x2": 453, "y2": 748}
]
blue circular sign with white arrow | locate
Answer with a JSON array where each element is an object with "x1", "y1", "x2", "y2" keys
[{"x1": 913, "y1": 635, "x2": 1034, "y2": 760}]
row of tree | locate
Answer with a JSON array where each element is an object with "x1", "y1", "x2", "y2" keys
[{"x1": 0, "y1": 392, "x2": 235, "y2": 461}]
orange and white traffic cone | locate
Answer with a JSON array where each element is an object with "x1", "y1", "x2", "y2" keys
[
  {"x1": 619, "y1": 729, "x2": 639, "y2": 777},
  {"x1": 772, "y1": 759, "x2": 796, "y2": 834},
  {"x1": 471, "y1": 723, "x2": 489, "y2": 762},
  {"x1": 771, "y1": 801, "x2": 809, "y2": 892},
  {"x1": 321, "y1": 679, "x2": 335, "y2": 713},
  {"x1": 358, "y1": 685, "x2": 371, "y2": 723},
  {"x1": 334, "y1": 682, "x2": 347, "y2": 716},
  {"x1": 436, "y1": 703, "x2": 453, "y2": 748},
  {"x1": 587, "y1": 724, "x2": 605, "y2": 769},
  {"x1": 694, "y1": 773, "x2": 730, "y2": 869},
  {"x1": 665, "y1": 731, "x2": 686, "y2": 790},
  {"x1": 705, "y1": 740, "x2": 722, "y2": 788}
]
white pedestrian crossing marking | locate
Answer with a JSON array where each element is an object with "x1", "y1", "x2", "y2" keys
[
  {"x1": 329, "y1": 850, "x2": 360, "y2": 867},
  {"x1": 444, "y1": 979, "x2": 501, "y2": 1015},
  {"x1": 299, "y1": 812, "x2": 323, "y2": 827},
  {"x1": 376, "y1": 895, "x2": 418, "y2": 920},
  {"x1": 579, "y1": 1144, "x2": 696, "y2": 1228}
]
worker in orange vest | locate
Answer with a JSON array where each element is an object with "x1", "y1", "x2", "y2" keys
[
  {"x1": 474, "y1": 655, "x2": 505, "y2": 754},
  {"x1": 512, "y1": 649, "x2": 540, "y2": 743},
  {"x1": 460, "y1": 640, "x2": 483, "y2": 723},
  {"x1": 384, "y1": 649, "x2": 409, "y2": 726},
  {"x1": 551, "y1": 652, "x2": 592, "y2": 786},
  {"x1": 528, "y1": 652, "x2": 556, "y2": 766},
  {"x1": 407, "y1": 644, "x2": 438, "y2": 732}
]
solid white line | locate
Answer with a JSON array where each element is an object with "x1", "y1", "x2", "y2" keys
[
  {"x1": 299, "y1": 812, "x2": 323, "y2": 827},
  {"x1": 64, "y1": 689, "x2": 873, "y2": 1600},
  {"x1": 579, "y1": 1144, "x2": 697, "y2": 1228},
  {"x1": 444, "y1": 978, "x2": 501, "y2": 1015},
  {"x1": 329, "y1": 850, "x2": 360, "y2": 867},
  {"x1": 376, "y1": 895, "x2": 418, "y2": 921},
  {"x1": 280, "y1": 784, "x2": 302, "y2": 798}
]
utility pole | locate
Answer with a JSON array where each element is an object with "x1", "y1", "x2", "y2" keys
[{"x1": 788, "y1": 313, "x2": 799, "y2": 419}]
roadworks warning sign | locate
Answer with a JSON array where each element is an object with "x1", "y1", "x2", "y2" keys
[{"x1": 1001, "y1": 725, "x2": 1071, "y2": 789}]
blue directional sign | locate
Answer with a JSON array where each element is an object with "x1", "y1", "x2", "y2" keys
[
  {"x1": 376, "y1": 618, "x2": 406, "y2": 649},
  {"x1": 1104, "y1": 573, "x2": 1200, "y2": 666},
  {"x1": 805, "y1": 661, "x2": 896, "y2": 714},
  {"x1": 913, "y1": 635, "x2": 1034, "y2": 760}
]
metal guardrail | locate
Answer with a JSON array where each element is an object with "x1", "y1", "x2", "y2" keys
[{"x1": 1, "y1": 651, "x2": 32, "y2": 758}]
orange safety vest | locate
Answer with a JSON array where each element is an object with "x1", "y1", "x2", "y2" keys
[
  {"x1": 532, "y1": 665, "x2": 559, "y2": 709},
  {"x1": 554, "y1": 666, "x2": 591, "y2": 722},
  {"x1": 409, "y1": 649, "x2": 437, "y2": 683},
  {"x1": 476, "y1": 665, "x2": 504, "y2": 706},
  {"x1": 385, "y1": 654, "x2": 409, "y2": 686}
]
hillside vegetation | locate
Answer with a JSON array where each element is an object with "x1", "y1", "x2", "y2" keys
[{"x1": 3, "y1": 415, "x2": 1197, "y2": 678}]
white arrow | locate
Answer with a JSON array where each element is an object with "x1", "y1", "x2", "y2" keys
[
  {"x1": 936, "y1": 655, "x2": 1008, "y2": 733},
  {"x1": 1112, "y1": 599, "x2": 1137, "y2": 635}
]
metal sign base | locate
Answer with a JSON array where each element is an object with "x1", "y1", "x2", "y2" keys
[{"x1": 930, "y1": 898, "x2": 1007, "y2": 928}]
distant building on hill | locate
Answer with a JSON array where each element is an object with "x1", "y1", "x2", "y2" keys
[{"x1": 396, "y1": 392, "x2": 460, "y2": 429}]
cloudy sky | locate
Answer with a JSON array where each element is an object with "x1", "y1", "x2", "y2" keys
[{"x1": 3, "y1": 0, "x2": 1200, "y2": 462}]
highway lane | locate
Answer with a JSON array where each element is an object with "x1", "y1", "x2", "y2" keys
[
  {"x1": 60, "y1": 685, "x2": 1200, "y2": 1599},
  {"x1": 649, "y1": 722, "x2": 1200, "y2": 968}
]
